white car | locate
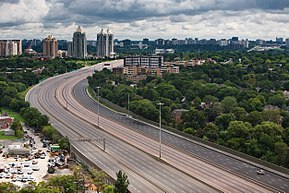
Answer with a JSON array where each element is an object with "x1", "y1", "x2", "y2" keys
[{"x1": 257, "y1": 169, "x2": 265, "y2": 175}]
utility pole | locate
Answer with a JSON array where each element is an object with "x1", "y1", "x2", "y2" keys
[
  {"x1": 96, "y1": 86, "x2": 100, "y2": 127},
  {"x1": 127, "y1": 93, "x2": 130, "y2": 116}
]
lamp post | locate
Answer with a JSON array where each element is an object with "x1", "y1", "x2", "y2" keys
[
  {"x1": 96, "y1": 86, "x2": 101, "y2": 127},
  {"x1": 127, "y1": 93, "x2": 130, "y2": 116},
  {"x1": 157, "y1": 102, "x2": 164, "y2": 159}
]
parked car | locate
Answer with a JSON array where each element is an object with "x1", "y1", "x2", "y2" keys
[
  {"x1": 32, "y1": 160, "x2": 38, "y2": 165},
  {"x1": 40, "y1": 154, "x2": 45, "y2": 159},
  {"x1": 17, "y1": 170, "x2": 23, "y2": 174},
  {"x1": 27, "y1": 176, "x2": 36, "y2": 181},
  {"x1": 31, "y1": 165, "x2": 40, "y2": 171},
  {"x1": 5, "y1": 173, "x2": 12, "y2": 178}
]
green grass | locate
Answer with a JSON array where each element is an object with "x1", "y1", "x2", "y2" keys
[
  {"x1": 0, "y1": 108, "x2": 25, "y2": 122},
  {"x1": 0, "y1": 131, "x2": 18, "y2": 140}
]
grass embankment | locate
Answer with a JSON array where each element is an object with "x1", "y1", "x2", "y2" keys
[{"x1": 0, "y1": 108, "x2": 25, "y2": 123}]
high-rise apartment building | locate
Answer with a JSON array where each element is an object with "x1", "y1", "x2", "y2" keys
[
  {"x1": 43, "y1": 35, "x2": 58, "y2": 59},
  {"x1": 72, "y1": 26, "x2": 87, "y2": 58},
  {"x1": 0, "y1": 40, "x2": 22, "y2": 57},
  {"x1": 97, "y1": 29, "x2": 114, "y2": 58}
]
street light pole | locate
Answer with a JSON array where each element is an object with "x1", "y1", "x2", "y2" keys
[
  {"x1": 96, "y1": 86, "x2": 100, "y2": 127},
  {"x1": 127, "y1": 93, "x2": 130, "y2": 116},
  {"x1": 157, "y1": 102, "x2": 164, "y2": 159}
]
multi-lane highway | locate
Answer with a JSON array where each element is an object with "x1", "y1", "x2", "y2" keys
[
  {"x1": 74, "y1": 81, "x2": 289, "y2": 192},
  {"x1": 26, "y1": 60, "x2": 288, "y2": 192}
]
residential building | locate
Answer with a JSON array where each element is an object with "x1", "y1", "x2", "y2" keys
[
  {"x1": 0, "y1": 116, "x2": 14, "y2": 129},
  {"x1": 42, "y1": 35, "x2": 58, "y2": 59},
  {"x1": 143, "y1": 38, "x2": 149, "y2": 45},
  {"x1": 256, "y1": 39, "x2": 265, "y2": 45},
  {"x1": 0, "y1": 40, "x2": 22, "y2": 57},
  {"x1": 155, "y1": 49, "x2": 175, "y2": 54},
  {"x1": 97, "y1": 29, "x2": 114, "y2": 58},
  {"x1": 72, "y1": 26, "x2": 87, "y2": 59},
  {"x1": 156, "y1": 38, "x2": 165, "y2": 45},
  {"x1": 67, "y1": 42, "x2": 73, "y2": 57},
  {"x1": 124, "y1": 56, "x2": 163, "y2": 68},
  {"x1": 276, "y1": 37, "x2": 284, "y2": 45},
  {"x1": 240, "y1": 39, "x2": 249, "y2": 48},
  {"x1": 218, "y1": 39, "x2": 228, "y2": 47}
]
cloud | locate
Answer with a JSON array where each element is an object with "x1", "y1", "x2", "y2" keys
[
  {"x1": 0, "y1": 0, "x2": 49, "y2": 24},
  {"x1": 1, "y1": 0, "x2": 289, "y2": 40}
]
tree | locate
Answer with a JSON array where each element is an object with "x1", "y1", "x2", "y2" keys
[
  {"x1": 0, "y1": 182, "x2": 18, "y2": 193},
  {"x1": 221, "y1": 96, "x2": 238, "y2": 113},
  {"x1": 103, "y1": 185, "x2": 115, "y2": 193},
  {"x1": 115, "y1": 171, "x2": 129, "y2": 193},
  {"x1": 202, "y1": 123, "x2": 220, "y2": 142},
  {"x1": 89, "y1": 169, "x2": 109, "y2": 193},
  {"x1": 48, "y1": 175, "x2": 77, "y2": 193},
  {"x1": 43, "y1": 125, "x2": 57, "y2": 140},
  {"x1": 10, "y1": 121, "x2": 22, "y2": 131},
  {"x1": 129, "y1": 100, "x2": 158, "y2": 121},
  {"x1": 181, "y1": 108, "x2": 207, "y2": 129},
  {"x1": 16, "y1": 129, "x2": 24, "y2": 138},
  {"x1": 262, "y1": 110, "x2": 282, "y2": 124},
  {"x1": 215, "y1": 114, "x2": 236, "y2": 130},
  {"x1": 227, "y1": 121, "x2": 253, "y2": 139},
  {"x1": 268, "y1": 94, "x2": 286, "y2": 108},
  {"x1": 58, "y1": 136, "x2": 70, "y2": 151},
  {"x1": 232, "y1": 107, "x2": 247, "y2": 121},
  {"x1": 246, "y1": 111, "x2": 264, "y2": 126}
]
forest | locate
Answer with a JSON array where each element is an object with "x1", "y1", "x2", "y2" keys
[{"x1": 89, "y1": 50, "x2": 289, "y2": 168}]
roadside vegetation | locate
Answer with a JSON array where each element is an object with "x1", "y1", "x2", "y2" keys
[{"x1": 89, "y1": 50, "x2": 289, "y2": 168}]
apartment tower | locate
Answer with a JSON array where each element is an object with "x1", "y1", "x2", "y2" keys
[
  {"x1": 43, "y1": 35, "x2": 58, "y2": 59},
  {"x1": 97, "y1": 29, "x2": 114, "y2": 58},
  {"x1": 72, "y1": 26, "x2": 87, "y2": 58}
]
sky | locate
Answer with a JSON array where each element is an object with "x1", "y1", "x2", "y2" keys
[{"x1": 0, "y1": 0, "x2": 289, "y2": 40}]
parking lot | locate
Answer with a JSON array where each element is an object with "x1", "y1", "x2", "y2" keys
[{"x1": 0, "y1": 127, "x2": 67, "y2": 187}]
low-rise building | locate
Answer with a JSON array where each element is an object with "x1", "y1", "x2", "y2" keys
[{"x1": 0, "y1": 116, "x2": 14, "y2": 129}]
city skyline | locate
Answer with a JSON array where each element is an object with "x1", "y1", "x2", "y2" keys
[{"x1": 1, "y1": 0, "x2": 289, "y2": 40}]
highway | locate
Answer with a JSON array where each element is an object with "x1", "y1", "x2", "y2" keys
[
  {"x1": 26, "y1": 60, "x2": 287, "y2": 192},
  {"x1": 27, "y1": 61, "x2": 219, "y2": 193},
  {"x1": 74, "y1": 81, "x2": 289, "y2": 192}
]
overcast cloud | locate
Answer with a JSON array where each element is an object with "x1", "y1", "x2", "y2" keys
[{"x1": 0, "y1": 0, "x2": 289, "y2": 40}]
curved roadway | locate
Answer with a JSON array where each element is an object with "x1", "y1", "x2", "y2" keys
[
  {"x1": 26, "y1": 61, "x2": 288, "y2": 192},
  {"x1": 27, "y1": 63, "x2": 218, "y2": 193}
]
